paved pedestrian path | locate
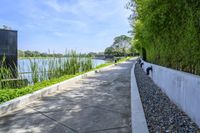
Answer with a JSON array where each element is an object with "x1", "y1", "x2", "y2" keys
[{"x1": 0, "y1": 60, "x2": 134, "y2": 133}]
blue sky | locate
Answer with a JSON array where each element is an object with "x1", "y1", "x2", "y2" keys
[{"x1": 0, "y1": 0, "x2": 131, "y2": 53}]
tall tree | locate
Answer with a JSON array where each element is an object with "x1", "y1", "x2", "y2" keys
[{"x1": 104, "y1": 35, "x2": 132, "y2": 57}]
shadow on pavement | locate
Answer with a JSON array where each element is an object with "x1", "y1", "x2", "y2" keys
[{"x1": 0, "y1": 60, "x2": 135, "y2": 133}]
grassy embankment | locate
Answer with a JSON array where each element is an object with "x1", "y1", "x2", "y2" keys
[{"x1": 0, "y1": 56, "x2": 132, "y2": 104}]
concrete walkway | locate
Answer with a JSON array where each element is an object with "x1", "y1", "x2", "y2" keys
[{"x1": 0, "y1": 60, "x2": 134, "y2": 133}]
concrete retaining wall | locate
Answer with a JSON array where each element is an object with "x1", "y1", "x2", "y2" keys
[
  {"x1": 142, "y1": 61, "x2": 200, "y2": 127},
  {"x1": 0, "y1": 64, "x2": 114, "y2": 115}
]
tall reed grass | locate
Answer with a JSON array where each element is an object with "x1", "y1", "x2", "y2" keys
[
  {"x1": 27, "y1": 50, "x2": 93, "y2": 84},
  {"x1": 0, "y1": 50, "x2": 93, "y2": 89},
  {"x1": 0, "y1": 56, "x2": 17, "y2": 89}
]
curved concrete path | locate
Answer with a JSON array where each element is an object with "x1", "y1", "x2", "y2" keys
[{"x1": 0, "y1": 60, "x2": 134, "y2": 133}]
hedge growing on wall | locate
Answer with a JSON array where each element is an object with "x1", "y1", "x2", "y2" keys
[{"x1": 131, "y1": 0, "x2": 200, "y2": 75}]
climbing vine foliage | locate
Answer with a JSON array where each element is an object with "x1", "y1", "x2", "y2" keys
[{"x1": 130, "y1": 0, "x2": 200, "y2": 75}]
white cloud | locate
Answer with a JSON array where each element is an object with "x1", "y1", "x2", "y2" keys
[
  {"x1": 43, "y1": 0, "x2": 79, "y2": 14},
  {"x1": 45, "y1": 0, "x2": 63, "y2": 12},
  {"x1": 53, "y1": 18, "x2": 87, "y2": 28},
  {"x1": 4, "y1": 0, "x2": 131, "y2": 52},
  {"x1": 42, "y1": 0, "x2": 128, "y2": 22},
  {"x1": 53, "y1": 32, "x2": 66, "y2": 37}
]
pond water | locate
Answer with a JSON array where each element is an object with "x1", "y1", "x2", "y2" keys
[{"x1": 18, "y1": 58, "x2": 105, "y2": 82}]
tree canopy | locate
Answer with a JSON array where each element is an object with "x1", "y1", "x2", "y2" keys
[
  {"x1": 18, "y1": 50, "x2": 64, "y2": 58},
  {"x1": 129, "y1": 0, "x2": 200, "y2": 75},
  {"x1": 104, "y1": 35, "x2": 133, "y2": 57}
]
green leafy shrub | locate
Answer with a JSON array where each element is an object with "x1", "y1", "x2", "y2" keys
[{"x1": 130, "y1": 0, "x2": 200, "y2": 75}]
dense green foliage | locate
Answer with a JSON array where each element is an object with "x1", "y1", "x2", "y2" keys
[
  {"x1": 87, "y1": 52, "x2": 105, "y2": 58},
  {"x1": 104, "y1": 35, "x2": 132, "y2": 57},
  {"x1": 0, "y1": 57, "x2": 15, "y2": 88},
  {"x1": 18, "y1": 50, "x2": 94, "y2": 58},
  {"x1": 18, "y1": 50, "x2": 64, "y2": 58},
  {"x1": 130, "y1": 0, "x2": 200, "y2": 74}
]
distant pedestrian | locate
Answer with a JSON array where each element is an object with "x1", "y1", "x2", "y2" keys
[{"x1": 114, "y1": 57, "x2": 117, "y2": 65}]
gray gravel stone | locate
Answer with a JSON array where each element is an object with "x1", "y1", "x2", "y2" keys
[{"x1": 135, "y1": 63, "x2": 200, "y2": 133}]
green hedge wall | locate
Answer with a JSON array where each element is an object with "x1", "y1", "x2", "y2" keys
[{"x1": 132, "y1": 0, "x2": 200, "y2": 75}]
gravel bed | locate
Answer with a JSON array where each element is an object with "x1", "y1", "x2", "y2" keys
[{"x1": 134, "y1": 63, "x2": 200, "y2": 133}]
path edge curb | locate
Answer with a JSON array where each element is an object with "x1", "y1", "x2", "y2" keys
[{"x1": 131, "y1": 63, "x2": 149, "y2": 133}]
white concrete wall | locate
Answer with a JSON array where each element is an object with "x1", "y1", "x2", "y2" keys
[{"x1": 141, "y1": 61, "x2": 200, "y2": 128}]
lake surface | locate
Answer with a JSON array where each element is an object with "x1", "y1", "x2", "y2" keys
[{"x1": 18, "y1": 58, "x2": 105, "y2": 82}]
